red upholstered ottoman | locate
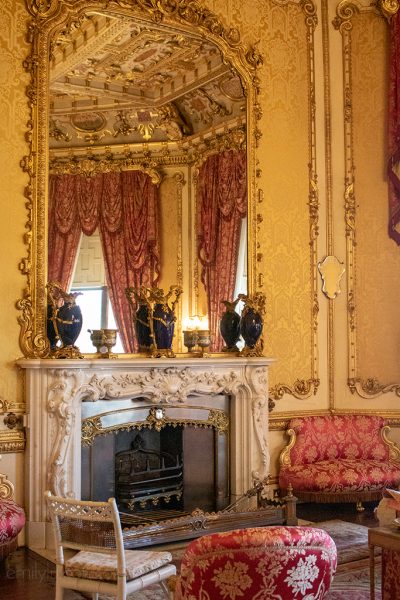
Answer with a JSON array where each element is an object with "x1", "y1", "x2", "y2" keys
[
  {"x1": 0, "y1": 499, "x2": 26, "y2": 560},
  {"x1": 174, "y1": 526, "x2": 337, "y2": 600}
]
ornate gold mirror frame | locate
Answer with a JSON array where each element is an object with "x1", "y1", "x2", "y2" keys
[{"x1": 19, "y1": 0, "x2": 263, "y2": 358}]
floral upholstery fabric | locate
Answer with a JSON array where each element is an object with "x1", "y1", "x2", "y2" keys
[
  {"x1": 0, "y1": 500, "x2": 25, "y2": 547},
  {"x1": 382, "y1": 549, "x2": 400, "y2": 599},
  {"x1": 279, "y1": 459, "x2": 400, "y2": 493},
  {"x1": 278, "y1": 415, "x2": 400, "y2": 499},
  {"x1": 287, "y1": 415, "x2": 389, "y2": 465},
  {"x1": 65, "y1": 549, "x2": 172, "y2": 582},
  {"x1": 174, "y1": 526, "x2": 337, "y2": 600}
]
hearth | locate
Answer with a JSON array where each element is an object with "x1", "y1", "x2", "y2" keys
[{"x1": 18, "y1": 355, "x2": 274, "y2": 550}]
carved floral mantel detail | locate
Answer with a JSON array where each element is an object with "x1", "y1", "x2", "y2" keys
[{"x1": 18, "y1": 356, "x2": 273, "y2": 550}]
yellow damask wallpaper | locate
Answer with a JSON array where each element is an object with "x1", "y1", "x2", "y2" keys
[
  {"x1": 0, "y1": 0, "x2": 30, "y2": 407},
  {"x1": 353, "y1": 12, "x2": 400, "y2": 384}
]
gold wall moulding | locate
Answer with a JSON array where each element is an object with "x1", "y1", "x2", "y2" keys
[
  {"x1": 348, "y1": 377, "x2": 400, "y2": 398},
  {"x1": 82, "y1": 406, "x2": 229, "y2": 445},
  {"x1": 269, "y1": 378, "x2": 320, "y2": 402},
  {"x1": 20, "y1": 0, "x2": 263, "y2": 358},
  {"x1": 317, "y1": 255, "x2": 345, "y2": 299},
  {"x1": 0, "y1": 430, "x2": 26, "y2": 454}
]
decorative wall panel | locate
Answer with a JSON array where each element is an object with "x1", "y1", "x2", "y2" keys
[
  {"x1": 261, "y1": 2, "x2": 318, "y2": 399},
  {"x1": 352, "y1": 13, "x2": 400, "y2": 385},
  {"x1": 336, "y1": 2, "x2": 400, "y2": 398}
]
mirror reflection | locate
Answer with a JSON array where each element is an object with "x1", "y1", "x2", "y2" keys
[{"x1": 48, "y1": 10, "x2": 248, "y2": 354}]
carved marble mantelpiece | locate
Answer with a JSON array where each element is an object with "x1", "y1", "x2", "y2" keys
[{"x1": 18, "y1": 356, "x2": 273, "y2": 550}]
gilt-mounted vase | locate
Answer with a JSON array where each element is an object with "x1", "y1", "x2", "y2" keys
[
  {"x1": 238, "y1": 292, "x2": 266, "y2": 356},
  {"x1": 219, "y1": 299, "x2": 241, "y2": 352},
  {"x1": 240, "y1": 307, "x2": 263, "y2": 349},
  {"x1": 135, "y1": 303, "x2": 153, "y2": 351},
  {"x1": 57, "y1": 301, "x2": 83, "y2": 346},
  {"x1": 153, "y1": 302, "x2": 175, "y2": 351}
]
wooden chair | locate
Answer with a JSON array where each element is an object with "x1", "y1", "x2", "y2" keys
[{"x1": 45, "y1": 491, "x2": 176, "y2": 600}]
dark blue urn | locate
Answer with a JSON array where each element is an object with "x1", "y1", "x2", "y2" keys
[
  {"x1": 47, "y1": 303, "x2": 59, "y2": 349},
  {"x1": 153, "y1": 303, "x2": 175, "y2": 350},
  {"x1": 135, "y1": 303, "x2": 153, "y2": 350},
  {"x1": 240, "y1": 307, "x2": 263, "y2": 349},
  {"x1": 57, "y1": 301, "x2": 83, "y2": 346},
  {"x1": 220, "y1": 300, "x2": 241, "y2": 351}
]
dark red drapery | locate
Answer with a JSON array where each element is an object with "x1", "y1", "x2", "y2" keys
[
  {"x1": 48, "y1": 171, "x2": 160, "y2": 352},
  {"x1": 388, "y1": 11, "x2": 400, "y2": 244},
  {"x1": 197, "y1": 149, "x2": 247, "y2": 351}
]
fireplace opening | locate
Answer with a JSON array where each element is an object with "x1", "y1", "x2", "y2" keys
[
  {"x1": 82, "y1": 421, "x2": 230, "y2": 521},
  {"x1": 115, "y1": 431, "x2": 184, "y2": 513}
]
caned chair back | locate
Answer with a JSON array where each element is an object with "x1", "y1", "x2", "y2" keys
[{"x1": 45, "y1": 492, "x2": 125, "y2": 570}]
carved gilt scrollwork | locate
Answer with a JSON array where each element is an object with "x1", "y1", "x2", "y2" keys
[
  {"x1": 81, "y1": 405, "x2": 229, "y2": 445},
  {"x1": 348, "y1": 377, "x2": 400, "y2": 398},
  {"x1": 269, "y1": 378, "x2": 320, "y2": 401},
  {"x1": 0, "y1": 473, "x2": 14, "y2": 500},
  {"x1": 379, "y1": 0, "x2": 400, "y2": 19}
]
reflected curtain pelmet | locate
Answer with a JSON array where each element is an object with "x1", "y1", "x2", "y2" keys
[
  {"x1": 48, "y1": 171, "x2": 160, "y2": 352},
  {"x1": 197, "y1": 150, "x2": 247, "y2": 351}
]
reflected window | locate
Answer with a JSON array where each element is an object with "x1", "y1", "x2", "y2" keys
[
  {"x1": 70, "y1": 287, "x2": 124, "y2": 354},
  {"x1": 234, "y1": 216, "x2": 248, "y2": 301},
  {"x1": 70, "y1": 232, "x2": 123, "y2": 353}
]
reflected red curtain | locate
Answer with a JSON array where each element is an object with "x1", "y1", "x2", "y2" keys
[
  {"x1": 48, "y1": 171, "x2": 160, "y2": 352},
  {"x1": 99, "y1": 171, "x2": 160, "y2": 353},
  {"x1": 197, "y1": 150, "x2": 247, "y2": 351},
  {"x1": 388, "y1": 11, "x2": 400, "y2": 243},
  {"x1": 48, "y1": 175, "x2": 83, "y2": 289}
]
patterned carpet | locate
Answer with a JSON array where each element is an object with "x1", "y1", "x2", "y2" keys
[{"x1": 316, "y1": 519, "x2": 375, "y2": 564}]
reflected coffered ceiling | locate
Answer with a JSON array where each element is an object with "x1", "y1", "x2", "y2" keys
[{"x1": 49, "y1": 12, "x2": 246, "y2": 149}]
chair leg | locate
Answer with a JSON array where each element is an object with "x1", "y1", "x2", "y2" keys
[{"x1": 55, "y1": 584, "x2": 63, "y2": 600}]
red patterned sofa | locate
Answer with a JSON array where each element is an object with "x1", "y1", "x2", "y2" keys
[
  {"x1": 0, "y1": 473, "x2": 25, "y2": 560},
  {"x1": 279, "y1": 415, "x2": 400, "y2": 509},
  {"x1": 174, "y1": 525, "x2": 337, "y2": 599}
]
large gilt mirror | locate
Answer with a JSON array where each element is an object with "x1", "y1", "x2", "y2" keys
[{"x1": 19, "y1": 0, "x2": 262, "y2": 358}]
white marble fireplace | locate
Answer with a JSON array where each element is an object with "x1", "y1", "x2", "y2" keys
[{"x1": 18, "y1": 356, "x2": 273, "y2": 550}]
